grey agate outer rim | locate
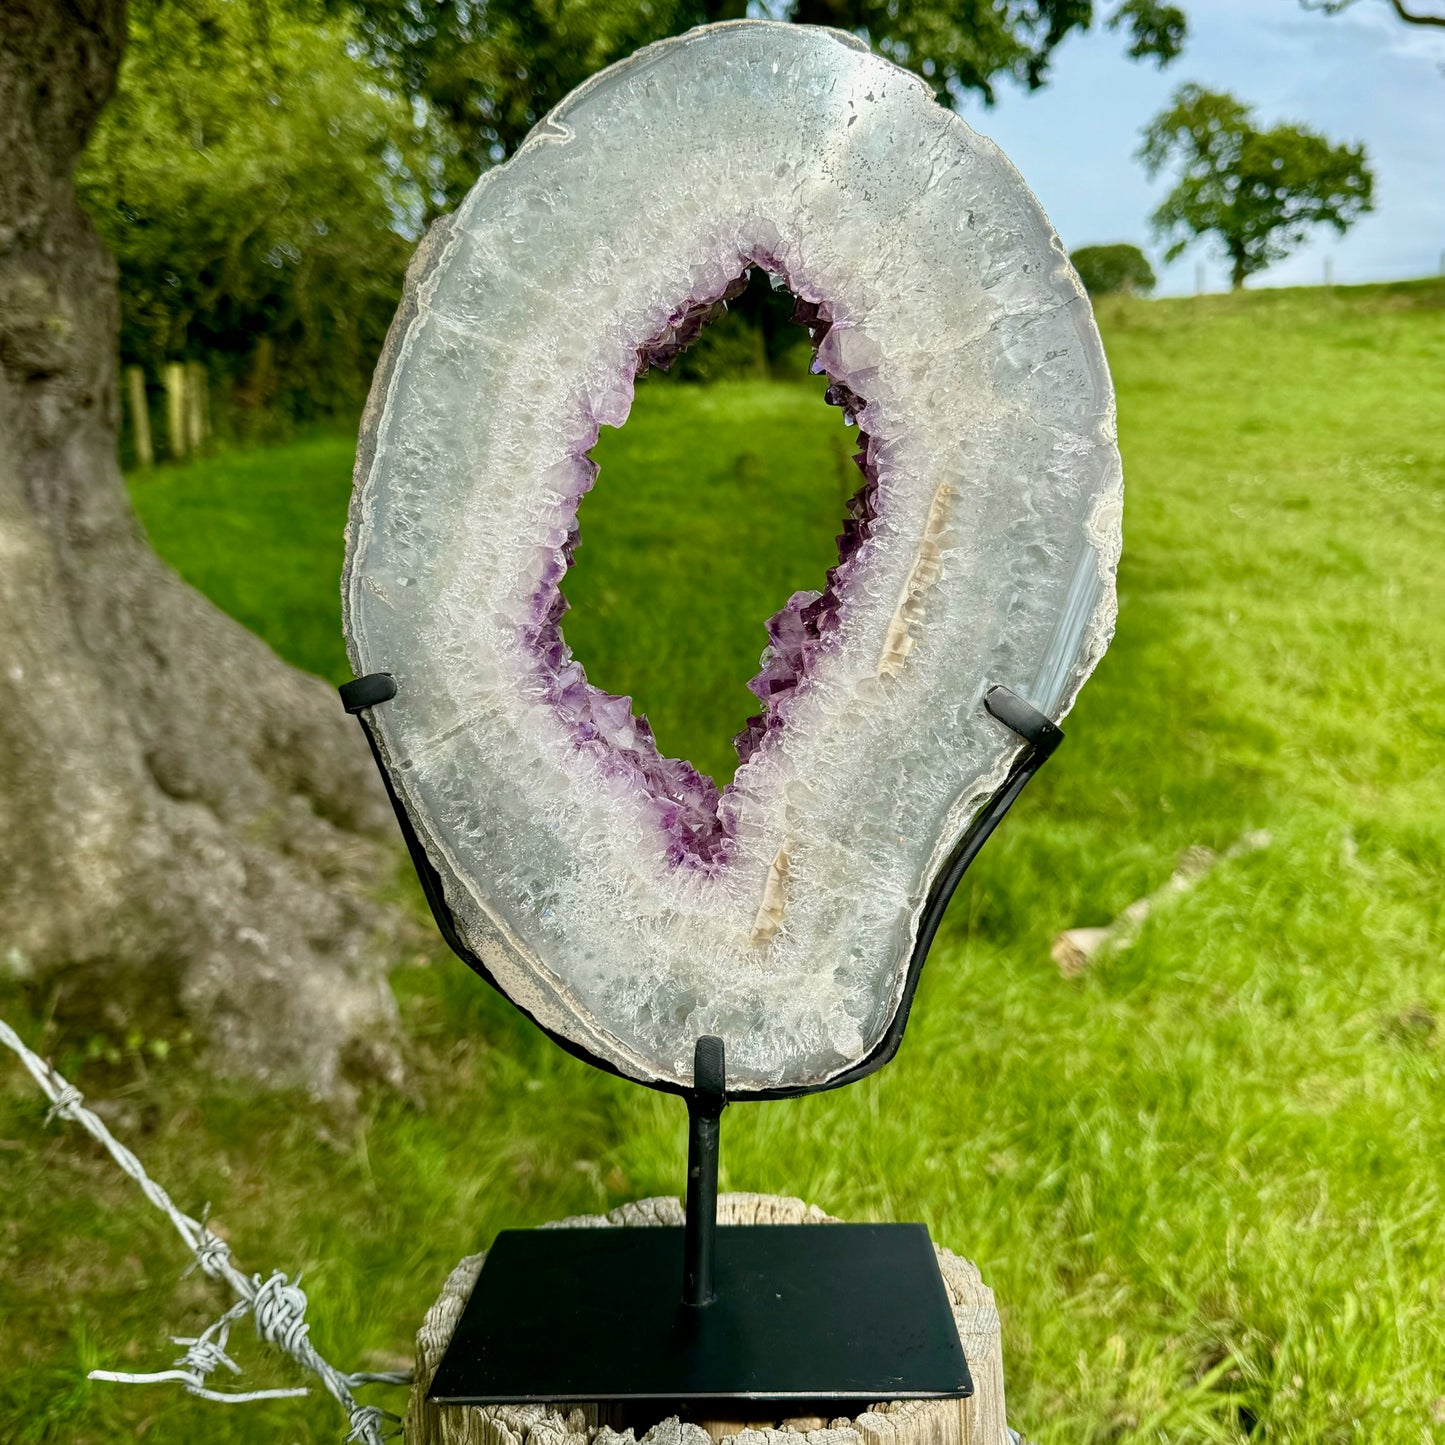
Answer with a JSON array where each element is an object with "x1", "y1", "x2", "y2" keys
[{"x1": 343, "y1": 20, "x2": 1122, "y2": 1092}]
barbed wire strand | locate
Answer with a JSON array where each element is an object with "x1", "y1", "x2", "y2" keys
[{"x1": 0, "y1": 1015, "x2": 412, "y2": 1444}]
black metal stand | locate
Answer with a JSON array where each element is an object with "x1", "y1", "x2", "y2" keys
[
  {"x1": 339, "y1": 674, "x2": 1064, "y2": 1410},
  {"x1": 683, "y1": 1036, "x2": 726, "y2": 1308},
  {"x1": 424, "y1": 1028, "x2": 979, "y2": 1412}
]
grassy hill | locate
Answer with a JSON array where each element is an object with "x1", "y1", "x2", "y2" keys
[{"x1": 2, "y1": 278, "x2": 1441, "y2": 1444}]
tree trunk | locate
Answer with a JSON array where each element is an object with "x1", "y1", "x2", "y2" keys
[
  {"x1": 0, "y1": 0, "x2": 402, "y2": 1097},
  {"x1": 1230, "y1": 251, "x2": 1247, "y2": 291},
  {"x1": 406, "y1": 1195, "x2": 1014, "y2": 1445}
]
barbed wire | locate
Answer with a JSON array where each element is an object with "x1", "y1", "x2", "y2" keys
[{"x1": 0, "y1": 1015, "x2": 413, "y2": 1443}]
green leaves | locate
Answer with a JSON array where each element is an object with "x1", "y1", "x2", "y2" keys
[
  {"x1": 1140, "y1": 84, "x2": 1374, "y2": 287},
  {"x1": 1108, "y1": 0, "x2": 1188, "y2": 66},
  {"x1": 78, "y1": 0, "x2": 1196, "y2": 422},
  {"x1": 1071, "y1": 243, "x2": 1158, "y2": 296},
  {"x1": 77, "y1": 0, "x2": 429, "y2": 416},
  {"x1": 343, "y1": 0, "x2": 709, "y2": 204},
  {"x1": 341, "y1": 0, "x2": 1187, "y2": 204}
]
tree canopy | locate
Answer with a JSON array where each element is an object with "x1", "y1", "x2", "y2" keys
[
  {"x1": 1071, "y1": 243, "x2": 1157, "y2": 296},
  {"x1": 77, "y1": 0, "x2": 430, "y2": 421},
  {"x1": 1140, "y1": 85, "x2": 1374, "y2": 289},
  {"x1": 342, "y1": 0, "x2": 1187, "y2": 209},
  {"x1": 75, "y1": 0, "x2": 1192, "y2": 422}
]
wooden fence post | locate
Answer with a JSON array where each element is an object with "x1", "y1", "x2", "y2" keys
[
  {"x1": 164, "y1": 361, "x2": 188, "y2": 461},
  {"x1": 185, "y1": 359, "x2": 210, "y2": 452},
  {"x1": 406, "y1": 1194, "x2": 1014, "y2": 1445},
  {"x1": 124, "y1": 364, "x2": 153, "y2": 468}
]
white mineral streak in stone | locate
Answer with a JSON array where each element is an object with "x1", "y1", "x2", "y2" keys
[{"x1": 343, "y1": 21, "x2": 1122, "y2": 1092}]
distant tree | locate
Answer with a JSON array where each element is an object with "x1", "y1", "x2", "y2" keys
[
  {"x1": 1300, "y1": 0, "x2": 1444, "y2": 27},
  {"x1": 78, "y1": 0, "x2": 429, "y2": 424},
  {"x1": 340, "y1": 0, "x2": 1188, "y2": 209},
  {"x1": 1140, "y1": 85, "x2": 1374, "y2": 290},
  {"x1": 1071, "y1": 243, "x2": 1157, "y2": 296}
]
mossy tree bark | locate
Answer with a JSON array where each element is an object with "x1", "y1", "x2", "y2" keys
[{"x1": 0, "y1": 0, "x2": 402, "y2": 1096}]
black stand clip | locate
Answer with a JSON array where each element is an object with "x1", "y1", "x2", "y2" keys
[{"x1": 339, "y1": 671, "x2": 397, "y2": 713}]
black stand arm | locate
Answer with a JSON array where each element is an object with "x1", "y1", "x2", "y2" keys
[{"x1": 682, "y1": 1035, "x2": 727, "y2": 1307}]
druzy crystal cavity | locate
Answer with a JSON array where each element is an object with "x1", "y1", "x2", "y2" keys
[{"x1": 343, "y1": 20, "x2": 1123, "y2": 1092}]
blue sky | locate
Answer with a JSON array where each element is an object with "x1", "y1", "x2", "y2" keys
[{"x1": 954, "y1": 0, "x2": 1445, "y2": 294}]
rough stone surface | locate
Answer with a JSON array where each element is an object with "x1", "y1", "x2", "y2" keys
[
  {"x1": 0, "y1": 0, "x2": 401, "y2": 1096},
  {"x1": 346, "y1": 21, "x2": 1122, "y2": 1091}
]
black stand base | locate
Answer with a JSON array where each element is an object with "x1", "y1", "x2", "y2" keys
[
  {"x1": 427, "y1": 1222, "x2": 972, "y2": 1410},
  {"x1": 428, "y1": 1038, "x2": 971, "y2": 1412}
]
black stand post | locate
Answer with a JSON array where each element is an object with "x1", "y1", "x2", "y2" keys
[{"x1": 683, "y1": 1036, "x2": 727, "y2": 1307}]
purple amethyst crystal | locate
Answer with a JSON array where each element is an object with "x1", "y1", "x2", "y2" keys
[
  {"x1": 343, "y1": 20, "x2": 1122, "y2": 1091},
  {"x1": 516, "y1": 263, "x2": 886, "y2": 850}
]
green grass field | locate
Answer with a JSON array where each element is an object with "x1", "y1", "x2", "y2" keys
[{"x1": 2, "y1": 279, "x2": 1442, "y2": 1444}]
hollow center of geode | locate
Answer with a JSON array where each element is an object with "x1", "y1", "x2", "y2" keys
[{"x1": 520, "y1": 263, "x2": 882, "y2": 871}]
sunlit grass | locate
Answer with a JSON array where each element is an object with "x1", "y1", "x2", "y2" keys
[{"x1": 1, "y1": 278, "x2": 1441, "y2": 1443}]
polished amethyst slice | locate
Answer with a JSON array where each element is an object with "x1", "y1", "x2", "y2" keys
[{"x1": 343, "y1": 20, "x2": 1123, "y2": 1091}]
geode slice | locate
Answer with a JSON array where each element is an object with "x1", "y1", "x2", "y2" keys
[{"x1": 343, "y1": 20, "x2": 1123, "y2": 1092}]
